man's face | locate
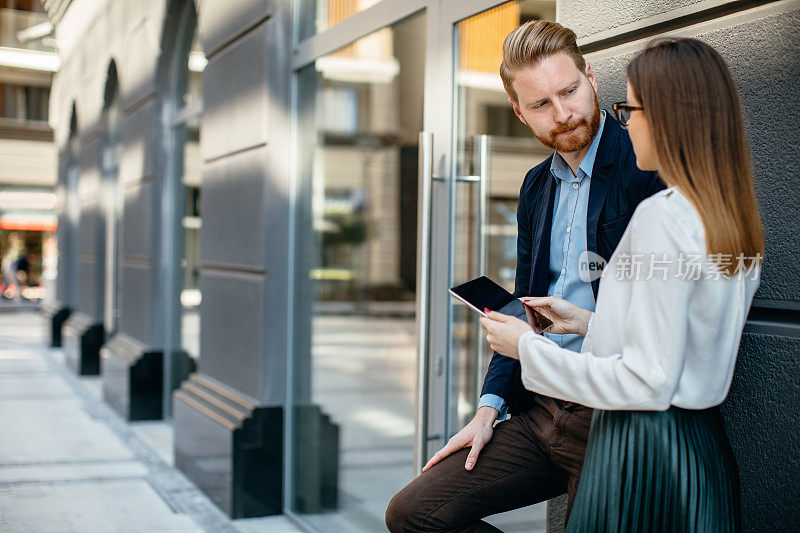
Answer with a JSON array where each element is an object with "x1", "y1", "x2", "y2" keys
[{"x1": 509, "y1": 53, "x2": 601, "y2": 154}]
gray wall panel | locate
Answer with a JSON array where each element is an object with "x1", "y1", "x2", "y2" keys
[
  {"x1": 200, "y1": 21, "x2": 269, "y2": 162},
  {"x1": 119, "y1": 2, "x2": 164, "y2": 110},
  {"x1": 586, "y1": 3, "x2": 800, "y2": 304},
  {"x1": 77, "y1": 258, "x2": 97, "y2": 317},
  {"x1": 78, "y1": 18, "x2": 107, "y2": 132},
  {"x1": 118, "y1": 263, "x2": 151, "y2": 343},
  {"x1": 260, "y1": 275, "x2": 287, "y2": 406},
  {"x1": 198, "y1": 270, "x2": 264, "y2": 401},
  {"x1": 560, "y1": 0, "x2": 739, "y2": 41},
  {"x1": 77, "y1": 200, "x2": 101, "y2": 320},
  {"x1": 122, "y1": 181, "x2": 153, "y2": 258},
  {"x1": 55, "y1": 161, "x2": 69, "y2": 306},
  {"x1": 78, "y1": 139, "x2": 100, "y2": 198},
  {"x1": 55, "y1": 234, "x2": 69, "y2": 305},
  {"x1": 257, "y1": 1, "x2": 292, "y2": 406},
  {"x1": 77, "y1": 203, "x2": 105, "y2": 322},
  {"x1": 120, "y1": 98, "x2": 156, "y2": 185},
  {"x1": 721, "y1": 332, "x2": 800, "y2": 530},
  {"x1": 259, "y1": 146, "x2": 290, "y2": 406},
  {"x1": 197, "y1": 0, "x2": 272, "y2": 57},
  {"x1": 77, "y1": 202, "x2": 100, "y2": 255},
  {"x1": 199, "y1": 147, "x2": 267, "y2": 269}
]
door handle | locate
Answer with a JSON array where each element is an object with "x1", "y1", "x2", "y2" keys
[
  {"x1": 473, "y1": 135, "x2": 491, "y2": 403},
  {"x1": 475, "y1": 135, "x2": 490, "y2": 277},
  {"x1": 415, "y1": 131, "x2": 434, "y2": 474}
]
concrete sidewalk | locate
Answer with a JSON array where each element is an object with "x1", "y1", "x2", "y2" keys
[{"x1": 0, "y1": 311, "x2": 303, "y2": 533}]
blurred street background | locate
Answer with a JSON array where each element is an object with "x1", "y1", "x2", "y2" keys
[
  {"x1": 0, "y1": 0, "x2": 797, "y2": 532},
  {"x1": 0, "y1": 308, "x2": 301, "y2": 532}
]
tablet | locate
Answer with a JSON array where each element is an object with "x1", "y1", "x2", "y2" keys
[
  {"x1": 449, "y1": 276, "x2": 515, "y2": 318},
  {"x1": 450, "y1": 276, "x2": 554, "y2": 334}
]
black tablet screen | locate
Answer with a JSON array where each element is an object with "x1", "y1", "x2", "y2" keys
[{"x1": 449, "y1": 276, "x2": 515, "y2": 315}]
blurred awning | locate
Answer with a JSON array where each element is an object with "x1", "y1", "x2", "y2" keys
[{"x1": 0, "y1": 213, "x2": 57, "y2": 232}]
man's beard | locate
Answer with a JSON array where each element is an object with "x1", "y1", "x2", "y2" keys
[{"x1": 533, "y1": 95, "x2": 601, "y2": 154}]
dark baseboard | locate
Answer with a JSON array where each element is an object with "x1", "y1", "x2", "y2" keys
[
  {"x1": 173, "y1": 373, "x2": 287, "y2": 518},
  {"x1": 101, "y1": 333, "x2": 196, "y2": 421},
  {"x1": 63, "y1": 312, "x2": 104, "y2": 375},
  {"x1": 41, "y1": 303, "x2": 71, "y2": 347},
  {"x1": 290, "y1": 403, "x2": 340, "y2": 513}
]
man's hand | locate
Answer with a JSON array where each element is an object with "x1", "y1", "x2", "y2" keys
[
  {"x1": 422, "y1": 406, "x2": 498, "y2": 472},
  {"x1": 479, "y1": 311, "x2": 532, "y2": 360}
]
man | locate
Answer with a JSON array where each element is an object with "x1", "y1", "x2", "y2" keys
[{"x1": 386, "y1": 20, "x2": 665, "y2": 532}]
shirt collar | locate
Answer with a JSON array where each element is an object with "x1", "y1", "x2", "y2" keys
[{"x1": 550, "y1": 110, "x2": 606, "y2": 183}]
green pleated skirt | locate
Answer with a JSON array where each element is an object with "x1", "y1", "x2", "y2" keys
[{"x1": 567, "y1": 406, "x2": 741, "y2": 533}]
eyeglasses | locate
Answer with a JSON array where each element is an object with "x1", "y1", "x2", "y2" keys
[{"x1": 611, "y1": 101, "x2": 644, "y2": 127}]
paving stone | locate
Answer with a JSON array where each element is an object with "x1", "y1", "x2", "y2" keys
[
  {"x1": 0, "y1": 479, "x2": 204, "y2": 533},
  {"x1": 0, "y1": 398, "x2": 136, "y2": 465},
  {"x1": 0, "y1": 460, "x2": 148, "y2": 484},
  {"x1": 0, "y1": 375, "x2": 74, "y2": 399}
]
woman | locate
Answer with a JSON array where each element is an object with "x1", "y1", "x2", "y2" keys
[{"x1": 480, "y1": 37, "x2": 763, "y2": 532}]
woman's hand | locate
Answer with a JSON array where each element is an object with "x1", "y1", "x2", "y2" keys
[
  {"x1": 479, "y1": 311, "x2": 532, "y2": 360},
  {"x1": 520, "y1": 296, "x2": 591, "y2": 336}
]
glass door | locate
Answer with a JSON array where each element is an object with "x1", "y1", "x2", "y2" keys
[
  {"x1": 448, "y1": 0, "x2": 555, "y2": 434},
  {"x1": 289, "y1": 8, "x2": 429, "y2": 532},
  {"x1": 288, "y1": 2, "x2": 558, "y2": 531},
  {"x1": 422, "y1": 1, "x2": 557, "y2": 530}
]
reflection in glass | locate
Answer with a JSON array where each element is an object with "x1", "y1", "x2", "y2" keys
[
  {"x1": 101, "y1": 64, "x2": 121, "y2": 338},
  {"x1": 298, "y1": 0, "x2": 385, "y2": 41},
  {"x1": 180, "y1": 31, "x2": 204, "y2": 360},
  {"x1": 450, "y1": 2, "x2": 555, "y2": 529},
  {"x1": 291, "y1": 12, "x2": 425, "y2": 532},
  {"x1": 162, "y1": 0, "x2": 204, "y2": 416}
]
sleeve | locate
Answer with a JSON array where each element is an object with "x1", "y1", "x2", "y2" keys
[
  {"x1": 480, "y1": 172, "x2": 534, "y2": 403},
  {"x1": 512, "y1": 181, "x2": 533, "y2": 299},
  {"x1": 480, "y1": 298, "x2": 527, "y2": 399},
  {"x1": 579, "y1": 312, "x2": 596, "y2": 354},
  {"x1": 517, "y1": 204, "x2": 694, "y2": 411},
  {"x1": 477, "y1": 394, "x2": 508, "y2": 419}
]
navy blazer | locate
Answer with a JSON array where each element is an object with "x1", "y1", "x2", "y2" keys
[{"x1": 480, "y1": 115, "x2": 666, "y2": 415}]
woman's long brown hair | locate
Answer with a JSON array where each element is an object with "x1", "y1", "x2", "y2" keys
[{"x1": 627, "y1": 38, "x2": 764, "y2": 275}]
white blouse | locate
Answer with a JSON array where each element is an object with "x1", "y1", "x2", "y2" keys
[{"x1": 518, "y1": 187, "x2": 761, "y2": 411}]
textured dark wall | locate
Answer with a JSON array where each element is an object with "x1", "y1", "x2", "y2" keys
[
  {"x1": 721, "y1": 331, "x2": 800, "y2": 530},
  {"x1": 561, "y1": 0, "x2": 727, "y2": 40},
  {"x1": 587, "y1": 6, "x2": 800, "y2": 304}
]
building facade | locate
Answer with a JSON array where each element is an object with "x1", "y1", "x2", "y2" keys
[
  {"x1": 47, "y1": 0, "x2": 798, "y2": 531},
  {"x1": 0, "y1": 0, "x2": 58, "y2": 308}
]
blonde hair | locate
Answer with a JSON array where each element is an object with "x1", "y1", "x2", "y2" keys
[
  {"x1": 500, "y1": 20, "x2": 586, "y2": 101},
  {"x1": 627, "y1": 38, "x2": 764, "y2": 276}
]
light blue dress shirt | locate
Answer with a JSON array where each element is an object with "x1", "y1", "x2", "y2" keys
[{"x1": 479, "y1": 112, "x2": 606, "y2": 418}]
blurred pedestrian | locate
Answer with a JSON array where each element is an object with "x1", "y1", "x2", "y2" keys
[
  {"x1": 15, "y1": 252, "x2": 31, "y2": 298},
  {"x1": 2, "y1": 232, "x2": 24, "y2": 302}
]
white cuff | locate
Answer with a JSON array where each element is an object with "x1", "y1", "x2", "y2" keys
[
  {"x1": 518, "y1": 330, "x2": 559, "y2": 390},
  {"x1": 580, "y1": 312, "x2": 595, "y2": 354}
]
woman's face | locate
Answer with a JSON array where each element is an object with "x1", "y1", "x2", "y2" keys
[{"x1": 626, "y1": 80, "x2": 658, "y2": 171}]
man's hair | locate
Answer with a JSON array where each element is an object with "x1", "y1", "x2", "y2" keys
[{"x1": 500, "y1": 20, "x2": 586, "y2": 102}]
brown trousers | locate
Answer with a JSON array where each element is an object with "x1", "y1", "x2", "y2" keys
[{"x1": 386, "y1": 396, "x2": 592, "y2": 532}]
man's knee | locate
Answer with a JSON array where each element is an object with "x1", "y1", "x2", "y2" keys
[
  {"x1": 386, "y1": 476, "x2": 441, "y2": 533},
  {"x1": 386, "y1": 484, "x2": 421, "y2": 532}
]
